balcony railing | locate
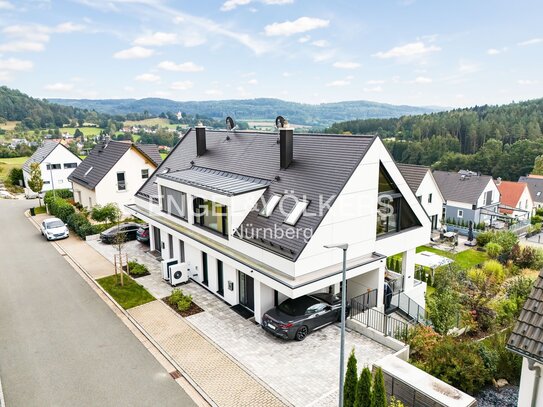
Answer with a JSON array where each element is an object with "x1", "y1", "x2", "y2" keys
[
  {"x1": 350, "y1": 289, "x2": 378, "y2": 318},
  {"x1": 350, "y1": 304, "x2": 409, "y2": 343},
  {"x1": 389, "y1": 292, "x2": 427, "y2": 324}
]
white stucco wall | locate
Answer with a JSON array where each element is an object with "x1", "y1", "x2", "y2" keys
[
  {"x1": 24, "y1": 144, "x2": 81, "y2": 194},
  {"x1": 416, "y1": 171, "x2": 444, "y2": 228},
  {"x1": 476, "y1": 179, "x2": 500, "y2": 208},
  {"x1": 511, "y1": 186, "x2": 533, "y2": 218},
  {"x1": 518, "y1": 358, "x2": 543, "y2": 407}
]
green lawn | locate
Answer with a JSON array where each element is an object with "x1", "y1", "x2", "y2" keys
[
  {"x1": 61, "y1": 127, "x2": 103, "y2": 136},
  {"x1": 160, "y1": 152, "x2": 168, "y2": 159},
  {"x1": 124, "y1": 118, "x2": 171, "y2": 127},
  {"x1": 416, "y1": 245, "x2": 488, "y2": 270},
  {"x1": 97, "y1": 274, "x2": 155, "y2": 309},
  {"x1": 0, "y1": 156, "x2": 28, "y2": 182}
]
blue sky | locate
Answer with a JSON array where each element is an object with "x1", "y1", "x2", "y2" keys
[{"x1": 0, "y1": 0, "x2": 542, "y2": 107}]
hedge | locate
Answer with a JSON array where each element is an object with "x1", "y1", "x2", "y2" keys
[
  {"x1": 67, "y1": 212, "x2": 94, "y2": 238},
  {"x1": 48, "y1": 196, "x2": 75, "y2": 221},
  {"x1": 44, "y1": 189, "x2": 74, "y2": 207},
  {"x1": 47, "y1": 194, "x2": 97, "y2": 239}
]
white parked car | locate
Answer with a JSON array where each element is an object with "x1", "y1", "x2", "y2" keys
[{"x1": 41, "y1": 217, "x2": 69, "y2": 241}]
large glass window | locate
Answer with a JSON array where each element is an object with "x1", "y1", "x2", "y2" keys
[
  {"x1": 193, "y1": 197, "x2": 228, "y2": 237},
  {"x1": 117, "y1": 172, "x2": 126, "y2": 191},
  {"x1": 376, "y1": 164, "x2": 420, "y2": 236},
  {"x1": 161, "y1": 186, "x2": 187, "y2": 220}
]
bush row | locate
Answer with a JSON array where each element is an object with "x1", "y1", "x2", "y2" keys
[{"x1": 47, "y1": 194, "x2": 96, "y2": 238}]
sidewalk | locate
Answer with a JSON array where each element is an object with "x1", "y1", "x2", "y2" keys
[{"x1": 31, "y1": 213, "x2": 285, "y2": 407}]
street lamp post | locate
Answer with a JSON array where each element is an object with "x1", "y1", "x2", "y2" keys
[
  {"x1": 324, "y1": 243, "x2": 349, "y2": 407},
  {"x1": 45, "y1": 162, "x2": 56, "y2": 198}
]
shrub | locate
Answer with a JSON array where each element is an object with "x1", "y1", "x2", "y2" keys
[
  {"x1": 169, "y1": 288, "x2": 184, "y2": 304},
  {"x1": 476, "y1": 231, "x2": 493, "y2": 247},
  {"x1": 372, "y1": 367, "x2": 387, "y2": 407},
  {"x1": 482, "y1": 260, "x2": 506, "y2": 283},
  {"x1": 407, "y1": 325, "x2": 441, "y2": 361},
  {"x1": 482, "y1": 330, "x2": 522, "y2": 384},
  {"x1": 48, "y1": 196, "x2": 75, "y2": 222},
  {"x1": 127, "y1": 261, "x2": 149, "y2": 276},
  {"x1": 427, "y1": 287, "x2": 461, "y2": 334},
  {"x1": 485, "y1": 242, "x2": 502, "y2": 259},
  {"x1": 531, "y1": 214, "x2": 543, "y2": 225},
  {"x1": 424, "y1": 337, "x2": 491, "y2": 394},
  {"x1": 511, "y1": 245, "x2": 543, "y2": 269},
  {"x1": 177, "y1": 294, "x2": 192, "y2": 312},
  {"x1": 344, "y1": 349, "x2": 358, "y2": 407},
  {"x1": 91, "y1": 203, "x2": 120, "y2": 224},
  {"x1": 67, "y1": 212, "x2": 93, "y2": 238},
  {"x1": 44, "y1": 189, "x2": 73, "y2": 206},
  {"x1": 168, "y1": 288, "x2": 193, "y2": 312},
  {"x1": 493, "y1": 231, "x2": 518, "y2": 254},
  {"x1": 8, "y1": 167, "x2": 23, "y2": 186},
  {"x1": 355, "y1": 367, "x2": 372, "y2": 407}
]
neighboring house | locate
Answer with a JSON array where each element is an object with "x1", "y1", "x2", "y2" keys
[
  {"x1": 433, "y1": 170, "x2": 500, "y2": 226},
  {"x1": 126, "y1": 124, "x2": 431, "y2": 324},
  {"x1": 397, "y1": 163, "x2": 445, "y2": 230},
  {"x1": 22, "y1": 140, "x2": 82, "y2": 196},
  {"x1": 68, "y1": 140, "x2": 162, "y2": 210},
  {"x1": 507, "y1": 269, "x2": 543, "y2": 407},
  {"x1": 519, "y1": 174, "x2": 543, "y2": 211},
  {"x1": 496, "y1": 179, "x2": 532, "y2": 219}
]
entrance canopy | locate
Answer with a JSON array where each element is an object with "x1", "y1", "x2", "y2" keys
[{"x1": 414, "y1": 251, "x2": 453, "y2": 269}]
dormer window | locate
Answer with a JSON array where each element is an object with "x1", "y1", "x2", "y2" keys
[
  {"x1": 259, "y1": 195, "x2": 281, "y2": 217},
  {"x1": 284, "y1": 200, "x2": 309, "y2": 226}
]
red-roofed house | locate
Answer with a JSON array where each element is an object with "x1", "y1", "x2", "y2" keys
[{"x1": 496, "y1": 179, "x2": 533, "y2": 218}]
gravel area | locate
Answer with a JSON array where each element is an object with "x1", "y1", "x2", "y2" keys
[{"x1": 476, "y1": 386, "x2": 518, "y2": 407}]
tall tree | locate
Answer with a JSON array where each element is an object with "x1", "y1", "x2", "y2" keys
[
  {"x1": 371, "y1": 368, "x2": 387, "y2": 407},
  {"x1": 27, "y1": 162, "x2": 43, "y2": 206},
  {"x1": 532, "y1": 155, "x2": 543, "y2": 175},
  {"x1": 344, "y1": 349, "x2": 358, "y2": 407},
  {"x1": 355, "y1": 366, "x2": 373, "y2": 407}
]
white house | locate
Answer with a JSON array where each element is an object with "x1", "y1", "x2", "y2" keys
[
  {"x1": 496, "y1": 179, "x2": 532, "y2": 219},
  {"x1": 507, "y1": 269, "x2": 543, "y2": 407},
  {"x1": 22, "y1": 140, "x2": 82, "y2": 196},
  {"x1": 126, "y1": 124, "x2": 431, "y2": 324},
  {"x1": 68, "y1": 140, "x2": 162, "y2": 211},
  {"x1": 433, "y1": 170, "x2": 500, "y2": 227},
  {"x1": 397, "y1": 163, "x2": 445, "y2": 230}
]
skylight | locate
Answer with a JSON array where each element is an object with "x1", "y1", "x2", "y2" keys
[
  {"x1": 259, "y1": 195, "x2": 281, "y2": 217},
  {"x1": 84, "y1": 166, "x2": 93, "y2": 177},
  {"x1": 284, "y1": 200, "x2": 309, "y2": 226}
]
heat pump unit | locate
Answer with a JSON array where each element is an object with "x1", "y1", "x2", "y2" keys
[
  {"x1": 161, "y1": 258, "x2": 178, "y2": 281},
  {"x1": 170, "y1": 263, "x2": 189, "y2": 286}
]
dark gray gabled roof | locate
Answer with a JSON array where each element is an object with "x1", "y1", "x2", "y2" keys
[
  {"x1": 159, "y1": 166, "x2": 270, "y2": 196},
  {"x1": 22, "y1": 140, "x2": 72, "y2": 173},
  {"x1": 433, "y1": 170, "x2": 493, "y2": 205},
  {"x1": 136, "y1": 143, "x2": 162, "y2": 166},
  {"x1": 137, "y1": 129, "x2": 376, "y2": 260},
  {"x1": 69, "y1": 140, "x2": 161, "y2": 190},
  {"x1": 519, "y1": 175, "x2": 543, "y2": 203},
  {"x1": 397, "y1": 163, "x2": 429, "y2": 193},
  {"x1": 507, "y1": 269, "x2": 543, "y2": 364}
]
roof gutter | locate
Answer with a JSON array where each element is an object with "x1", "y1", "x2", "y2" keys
[{"x1": 528, "y1": 359, "x2": 542, "y2": 407}]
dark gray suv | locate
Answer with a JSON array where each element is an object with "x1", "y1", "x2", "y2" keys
[{"x1": 261, "y1": 293, "x2": 348, "y2": 341}]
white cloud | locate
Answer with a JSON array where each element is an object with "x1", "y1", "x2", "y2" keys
[
  {"x1": 373, "y1": 41, "x2": 441, "y2": 59},
  {"x1": 487, "y1": 48, "x2": 500, "y2": 55},
  {"x1": 311, "y1": 39, "x2": 329, "y2": 47},
  {"x1": 0, "y1": 42, "x2": 45, "y2": 52},
  {"x1": 326, "y1": 79, "x2": 350, "y2": 87},
  {"x1": 134, "y1": 32, "x2": 178, "y2": 46},
  {"x1": 157, "y1": 60, "x2": 204, "y2": 72},
  {"x1": 0, "y1": 58, "x2": 33, "y2": 71},
  {"x1": 221, "y1": 0, "x2": 251, "y2": 11},
  {"x1": 333, "y1": 61, "x2": 360, "y2": 69},
  {"x1": 247, "y1": 78, "x2": 258, "y2": 85},
  {"x1": 458, "y1": 60, "x2": 480, "y2": 74},
  {"x1": 414, "y1": 76, "x2": 432, "y2": 83},
  {"x1": 313, "y1": 49, "x2": 335, "y2": 62},
  {"x1": 518, "y1": 38, "x2": 543, "y2": 46},
  {"x1": 264, "y1": 17, "x2": 329, "y2": 36},
  {"x1": 44, "y1": 82, "x2": 74, "y2": 92},
  {"x1": 124, "y1": 86, "x2": 135, "y2": 92},
  {"x1": 363, "y1": 86, "x2": 383, "y2": 92},
  {"x1": 282, "y1": 72, "x2": 293, "y2": 77},
  {"x1": 113, "y1": 46, "x2": 155, "y2": 59},
  {"x1": 55, "y1": 22, "x2": 85, "y2": 33},
  {"x1": 135, "y1": 73, "x2": 160, "y2": 82},
  {"x1": 263, "y1": 0, "x2": 293, "y2": 4},
  {"x1": 170, "y1": 81, "x2": 194, "y2": 90},
  {"x1": 298, "y1": 35, "x2": 310, "y2": 43},
  {"x1": 0, "y1": 1, "x2": 14, "y2": 10},
  {"x1": 517, "y1": 79, "x2": 539, "y2": 85},
  {"x1": 205, "y1": 89, "x2": 223, "y2": 97},
  {"x1": 366, "y1": 79, "x2": 385, "y2": 85}
]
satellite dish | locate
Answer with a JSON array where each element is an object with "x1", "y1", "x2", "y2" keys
[
  {"x1": 275, "y1": 115, "x2": 285, "y2": 129},
  {"x1": 226, "y1": 116, "x2": 235, "y2": 130}
]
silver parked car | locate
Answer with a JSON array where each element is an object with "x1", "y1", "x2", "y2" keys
[{"x1": 41, "y1": 217, "x2": 69, "y2": 241}]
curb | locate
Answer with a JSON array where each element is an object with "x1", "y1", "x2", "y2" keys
[{"x1": 26, "y1": 212, "x2": 215, "y2": 407}]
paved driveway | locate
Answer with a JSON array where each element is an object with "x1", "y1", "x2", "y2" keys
[{"x1": 0, "y1": 200, "x2": 196, "y2": 407}]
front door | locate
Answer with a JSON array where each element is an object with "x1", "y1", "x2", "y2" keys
[
  {"x1": 153, "y1": 226, "x2": 161, "y2": 253},
  {"x1": 239, "y1": 272, "x2": 254, "y2": 311}
]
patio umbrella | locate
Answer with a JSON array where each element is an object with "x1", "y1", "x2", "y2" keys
[{"x1": 467, "y1": 221, "x2": 474, "y2": 242}]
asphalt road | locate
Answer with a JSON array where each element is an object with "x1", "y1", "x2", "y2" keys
[{"x1": 0, "y1": 199, "x2": 196, "y2": 407}]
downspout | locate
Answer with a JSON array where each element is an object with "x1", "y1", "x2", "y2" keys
[{"x1": 528, "y1": 359, "x2": 542, "y2": 407}]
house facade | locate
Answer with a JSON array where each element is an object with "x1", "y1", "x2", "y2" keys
[
  {"x1": 397, "y1": 163, "x2": 444, "y2": 230},
  {"x1": 433, "y1": 170, "x2": 500, "y2": 226},
  {"x1": 519, "y1": 174, "x2": 543, "y2": 212},
  {"x1": 68, "y1": 140, "x2": 162, "y2": 210},
  {"x1": 22, "y1": 140, "x2": 81, "y2": 196},
  {"x1": 126, "y1": 125, "x2": 431, "y2": 324},
  {"x1": 496, "y1": 179, "x2": 532, "y2": 219},
  {"x1": 507, "y1": 269, "x2": 543, "y2": 407}
]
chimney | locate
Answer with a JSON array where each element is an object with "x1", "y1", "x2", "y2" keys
[
  {"x1": 279, "y1": 119, "x2": 293, "y2": 169},
  {"x1": 195, "y1": 122, "x2": 206, "y2": 156},
  {"x1": 496, "y1": 177, "x2": 502, "y2": 186}
]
